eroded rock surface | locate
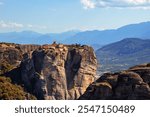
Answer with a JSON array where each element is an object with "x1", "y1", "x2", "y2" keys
[
  {"x1": 0, "y1": 43, "x2": 40, "y2": 66},
  {"x1": 20, "y1": 44, "x2": 97, "y2": 99},
  {"x1": 79, "y1": 63, "x2": 150, "y2": 100}
]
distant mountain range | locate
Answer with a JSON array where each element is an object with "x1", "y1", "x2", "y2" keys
[
  {"x1": 64, "y1": 21, "x2": 150, "y2": 45},
  {"x1": 96, "y1": 38, "x2": 150, "y2": 74},
  {"x1": 0, "y1": 31, "x2": 42, "y2": 44},
  {"x1": 0, "y1": 21, "x2": 150, "y2": 49},
  {"x1": 0, "y1": 30, "x2": 80, "y2": 44}
]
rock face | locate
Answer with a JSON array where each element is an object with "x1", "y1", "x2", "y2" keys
[
  {"x1": 0, "y1": 43, "x2": 40, "y2": 66},
  {"x1": 1, "y1": 42, "x2": 150, "y2": 100},
  {"x1": 20, "y1": 44, "x2": 97, "y2": 100},
  {"x1": 0, "y1": 43, "x2": 97, "y2": 100},
  {"x1": 79, "y1": 63, "x2": 150, "y2": 100}
]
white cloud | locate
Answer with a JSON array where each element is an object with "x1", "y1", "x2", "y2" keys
[
  {"x1": 27, "y1": 24, "x2": 47, "y2": 29},
  {"x1": 27, "y1": 24, "x2": 34, "y2": 28},
  {"x1": 80, "y1": 0, "x2": 150, "y2": 9},
  {"x1": 81, "y1": 0, "x2": 95, "y2": 9},
  {"x1": 0, "y1": 21, "x2": 47, "y2": 30},
  {"x1": 0, "y1": 21, "x2": 24, "y2": 28},
  {"x1": 36, "y1": 25, "x2": 47, "y2": 29}
]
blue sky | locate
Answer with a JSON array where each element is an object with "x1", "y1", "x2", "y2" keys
[{"x1": 0, "y1": 0, "x2": 150, "y2": 33}]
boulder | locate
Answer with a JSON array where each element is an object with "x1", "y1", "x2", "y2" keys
[{"x1": 79, "y1": 63, "x2": 150, "y2": 100}]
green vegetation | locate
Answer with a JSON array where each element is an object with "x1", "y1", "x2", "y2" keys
[
  {"x1": 0, "y1": 76, "x2": 36, "y2": 100},
  {"x1": 0, "y1": 61, "x2": 14, "y2": 75}
]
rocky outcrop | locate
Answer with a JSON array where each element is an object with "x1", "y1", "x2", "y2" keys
[
  {"x1": 1, "y1": 42, "x2": 150, "y2": 100},
  {"x1": 0, "y1": 43, "x2": 97, "y2": 100},
  {"x1": 79, "y1": 63, "x2": 150, "y2": 100},
  {"x1": 0, "y1": 43, "x2": 40, "y2": 67},
  {"x1": 20, "y1": 44, "x2": 97, "y2": 100}
]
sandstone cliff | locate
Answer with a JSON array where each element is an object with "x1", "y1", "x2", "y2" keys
[
  {"x1": 0, "y1": 43, "x2": 40, "y2": 67},
  {"x1": 20, "y1": 44, "x2": 97, "y2": 99},
  {"x1": 79, "y1": 63, "x2": 150, "y2": 100},
  {"x1": 0, "y1": 43, "x2": 97, "y2": 100},
  {"x1": 2, "y1": 42, "x2": 150, "y2": 100}
]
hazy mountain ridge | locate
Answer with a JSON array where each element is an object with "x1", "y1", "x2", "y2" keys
[
  {"x1": 96, "y1": 38, "x2": 150, "y2": 74},
  {"x1": 0, "y1": 30, "x2": 80, "y2": 44},
  {"x1": 65, "y1": 21, "x2": 150, "y2": 45},
  {"x1": 0, "y1": 31, "x2": 42, "y2": 44},
  {"x1": 0, "y1": 21, "x2": 150, "y2": 78},
  {"x1": 0, "y1": 21, "x2": 150, "y2": 47}
]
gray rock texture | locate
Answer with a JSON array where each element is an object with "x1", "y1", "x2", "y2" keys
[
  {"x1": 20, "y1": 44, "x2": 97, "y2": 99},
  {"x1": 79, "y1": 63, "x2": 150, "y2": 100}
]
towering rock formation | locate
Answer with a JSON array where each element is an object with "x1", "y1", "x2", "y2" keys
[
  {"x1": 19, "y1": 44, "x2": 97, "y2": 100},
  {"x1": 1, "y1": 43, "x2": 150, "y2": 100},
  {"x1": 0, "y1": 43, "x2": 97, "y2": 100},
  {"x1": 79, "y1": 63, "x2": 150, "y2": 100}
]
